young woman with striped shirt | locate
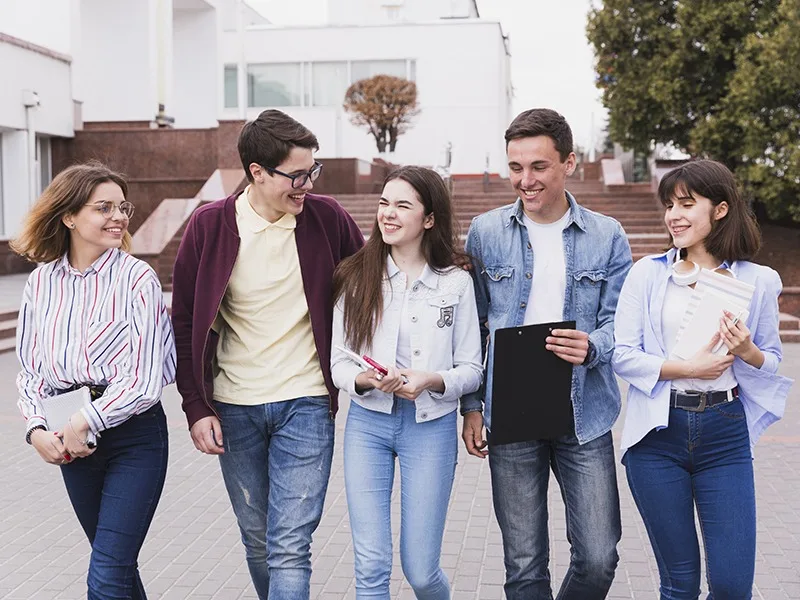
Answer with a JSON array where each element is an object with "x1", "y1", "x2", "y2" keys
[{"x1": 12, "y1": 161, "x2": 176, "y2": 599}]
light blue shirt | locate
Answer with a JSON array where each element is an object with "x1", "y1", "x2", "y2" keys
[
  {"x1": 613, "y1": 248, "x2": 794, "y2": 457},
  {"x1": 462, "y1": 192, "x2": 634, "y2": 444}
]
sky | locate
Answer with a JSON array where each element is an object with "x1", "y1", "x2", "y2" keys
[{"x1": 246, "y1": 0, "x2": 608, "y2": 152}]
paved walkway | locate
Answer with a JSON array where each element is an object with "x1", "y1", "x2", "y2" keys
[{"x1": 0, "y1": 347, "x2": 798, "y2": 599}]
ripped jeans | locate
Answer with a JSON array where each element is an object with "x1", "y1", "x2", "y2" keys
[{"x1": 214, "y1": 396, "x2": 335, "y2": 600}]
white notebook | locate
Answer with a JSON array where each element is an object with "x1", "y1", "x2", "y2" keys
[
  {"x1": 41, "y1": 387, "x2": 98, "y2": 445},
  {"x1": 671, "y1": 269, "x2": 755, "y2": 360}
]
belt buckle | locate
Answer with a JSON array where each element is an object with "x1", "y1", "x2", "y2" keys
[{"x1": 684, "y1": 391, "x2": 707, "y2": 412}]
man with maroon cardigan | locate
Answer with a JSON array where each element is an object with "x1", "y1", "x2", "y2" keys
[{"x1": 171, "y1": 110, "x2": 364, "y2": 600}]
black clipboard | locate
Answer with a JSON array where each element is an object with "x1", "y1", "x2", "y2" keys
[{"x1": 490, "y1": 320, "x2": 575, "y2": 445}]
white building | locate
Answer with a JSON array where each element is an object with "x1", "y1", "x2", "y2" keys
[
  {"x1": 221, "y1": 0, "x2": 512, "y2": 175},
  {"x1": 0, "y1": 0, "x2": 510, "y2": 242}
]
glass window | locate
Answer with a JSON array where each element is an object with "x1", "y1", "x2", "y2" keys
[
  {"x1": 0, "y1": 137, "x2": 4, "y2": 237},
  {"x1": 350, "y1": 60, "x2": 407, "y2": 83},
  {"x1": 312, "y1": 62, "x2": 349, "y2": 107},
  {"x1": 247, "y1": 63, "x2": 302, "y2": 107},
  {"x1": 37, "y1": 136, "x2": 51, "y2": 197},
  {"x1": 224, "y1": 64, "x2": 238, "y2": 109}
]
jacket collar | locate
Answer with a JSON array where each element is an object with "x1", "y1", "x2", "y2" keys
[
  {"x1": 386, "y1": 254, "x2": 439, "y2": 290},
  {"x1": 505, "y1": 190, "x2": 586, "y2": 232}
]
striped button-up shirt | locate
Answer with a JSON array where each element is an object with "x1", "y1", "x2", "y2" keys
[{"x1": 16, "y1": 248, "x2": 176, "y2": 435}]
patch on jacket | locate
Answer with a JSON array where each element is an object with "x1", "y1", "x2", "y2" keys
[{"x1": 437, "y1": 306, "x2": 454, "y2": 328}]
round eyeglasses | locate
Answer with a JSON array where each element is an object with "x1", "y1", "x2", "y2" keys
[
  {"x1": 264, "y1": 161, "x2": 323, "y2": 189},
  {"x1": 93, "y1": 201, "x2": 135, "y2": 219}
]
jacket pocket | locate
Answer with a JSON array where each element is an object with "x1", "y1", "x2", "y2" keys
[
  {"x1": 572, "y1": 269, "x2": 607, "y2": 317},
  {"x1": 428, "y1": 294, "x2": 460, "y2": 328},
  {"x1": 484, "y1": 265, "x2": 514, "y2": 310}
]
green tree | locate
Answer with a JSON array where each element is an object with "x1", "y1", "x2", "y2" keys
[
  {"x1": 693, "y1": 0, "x2": 800, "y2": 221},
  {"x1": 343, "y1": 75, "x2": 420, "y2": 153},
  {"x1": 587, "y1": 0, "x2": 800, "y2": 221}
]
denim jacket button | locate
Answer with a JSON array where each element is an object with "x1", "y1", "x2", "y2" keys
[
  {"x1": 520, "y1": 302, "x2": 527, "y2": 308},
  {"x1": 420, "y1": 412, "x2": 428, "y2": 420},
  {"x1": 525, "y1": 272, "x2": 532, "y2": 279},
  {"x1": 413, "y1": 349, "x2": 421, "y2": 356},
  {"x1": 411, "y1": 315, "x2": 417, "y2": 322}
]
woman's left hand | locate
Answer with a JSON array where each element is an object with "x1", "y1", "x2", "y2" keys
[
  {"x1": 395, "y1": 370, "x2": 435, "y2": 401},
  {"x1": 719, "y1": 310, "x2": 764, "y2": 368},
  {"x1": 719, "y1": 310, "x2": 754, "y2": 356},
  {"x1": 62, "y1": 411, "x2": 96, "y2": 458}
]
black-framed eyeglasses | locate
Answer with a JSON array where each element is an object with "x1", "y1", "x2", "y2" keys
[{"x1": 263, "y1": 161, "x2": 323, "y2": 189}]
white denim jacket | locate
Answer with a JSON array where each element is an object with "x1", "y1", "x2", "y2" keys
[{"x1": 331, "y1": 256, "x2": 483, "y2": 423}]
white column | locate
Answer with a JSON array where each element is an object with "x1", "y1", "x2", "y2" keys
[{"x1": 1, "y1": 131, "x2": 33, "y2": 238}]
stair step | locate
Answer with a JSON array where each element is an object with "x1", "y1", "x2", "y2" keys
[
  {"x1": 0, "y1": 309, "x2": 19, "y2": 322},
  {"x1": 780, "y1": 331, "x2": 800, "y2": 343},
  {"x1": 0, "y1": 336, "x2": 14, "y2": 355},
  {"x1": 779, "y1": 314, "x2": 800, "y2": 331},
  {"x1": 0, "y1": 319, "x2": 16, "y2": 340}
]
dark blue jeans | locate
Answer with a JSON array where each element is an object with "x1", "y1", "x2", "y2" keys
[
  {"x1": 60, "y1": 403, "x2": 169, "y2": 600},
  {"x1": 489, "y1": 430, "x2": 621, "y2": 600},
  {"x1": 623, "y1": 399, "x2": 755, "y2": 600},
  {"x1": 214, "y1": 396, "x2": 335, "y2": 600}
]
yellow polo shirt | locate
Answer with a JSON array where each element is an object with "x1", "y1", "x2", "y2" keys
[{"x1": 213, "y1": 191, "x2": 328, "y2": 405}]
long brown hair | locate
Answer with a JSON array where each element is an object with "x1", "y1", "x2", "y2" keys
[
  {"x1": 10, "y1": 161, "x2": 131, "y2": 263},
  {"x1": 333, "y1": 166, "x2": 465, "y2": 352},
  {"x1": 658, "y1": 159, "x2": 761, "y2": 262}
]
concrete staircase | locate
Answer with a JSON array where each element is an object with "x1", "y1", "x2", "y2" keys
[{"x1": 0, "y1": 309, "x2": 16, "y2": 355}]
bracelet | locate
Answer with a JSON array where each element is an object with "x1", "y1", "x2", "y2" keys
[
  {"x1": 26, "y1": 425, "x2": 46, "y2": 445},
  {"x1": 68, "y1": 416, "x2": 89, "y2": 446}
]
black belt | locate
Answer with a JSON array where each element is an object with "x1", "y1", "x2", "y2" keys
[
  {"x1": 59, "y1": 384, "x2": 108, "y2": 400},
  {"x1": 670, "y1": 387, "x2": 739, "y2": 412}
]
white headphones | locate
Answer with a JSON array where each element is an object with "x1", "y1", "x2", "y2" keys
[{"x1": 671, "y1": 251, "x2": 700, "y2": 286}]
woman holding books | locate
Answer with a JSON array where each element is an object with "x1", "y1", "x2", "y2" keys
[
  {"x1": 330, "y1": 166, "x2": 482, "y2": 599},
  {"x1": 12, "y1": 161, "x2": 176, "y2": 599},
  {"x1": 612, "y1": 159, "x2": 793, "y2": 599}
]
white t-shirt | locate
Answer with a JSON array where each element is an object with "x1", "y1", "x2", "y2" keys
[
  {"x1": 522, "y1": 209, "x2": 571, "y2": 325},
  {"x1": 395, "y1": 290, "x2": 411, "y2": 370},
  {"x1": 662, "y1": 279, "x2": 738, "y2": 392}
]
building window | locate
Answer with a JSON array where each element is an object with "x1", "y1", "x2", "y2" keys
[
  {"x1": 224, "y1": 64, "x2": 238, "y2": 109},
  {"x1": 351, "y1": 60, "x2": 408, "y2": 83},
  {"x1": 0, "y1": 137, "x2": 4, "y2": 237},
  {"x1": 247, "y1": 63, "x2": 302, "y2": 107},
  {"x1": 312, "y1": 62, "x2": 349, "y2": 107},
  {"x1": 37, "y1": 136, "x2": 51, "y2": 197}
]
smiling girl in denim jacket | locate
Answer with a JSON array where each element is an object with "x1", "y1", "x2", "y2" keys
[{"x1": 331, "y1": 166, "x2": 482, "y2": 600}]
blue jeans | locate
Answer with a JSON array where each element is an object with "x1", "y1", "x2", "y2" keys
[
  {"x1": 489, "y1": 430, "x2": 621, "y2": 600},
  {"x1": 214, "y1": 396, "x2": 334, "y2": 600},
  {"x1": 623, "y1": 399, "x2": 755, "y2": 600},
  {"x1": 344, "y1": 399, "x2": 457, "y2": 600},
  {"x1": 60, "y1": 403, "x2": 168, "y2": 600}
]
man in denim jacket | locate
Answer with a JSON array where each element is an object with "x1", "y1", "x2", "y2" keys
[{"x1": 461, "y1": 109, "x2": 633, "y2": 599}]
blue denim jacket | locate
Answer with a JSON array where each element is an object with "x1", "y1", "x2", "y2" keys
[{"x1": 462, "y1": 193, "x2": 633, "y2": 443}]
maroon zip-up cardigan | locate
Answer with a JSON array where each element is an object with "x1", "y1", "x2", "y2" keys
[{"x1": 171, "y1": 191, "x2": 364, "y2": 429}]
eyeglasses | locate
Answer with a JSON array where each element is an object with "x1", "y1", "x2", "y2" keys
[
  {"x1": 263, "y1": 161, "x2": 323, "y2": 189},
  {"x1": 92, "y1": 201, "x2": 135, "y2": 219}
]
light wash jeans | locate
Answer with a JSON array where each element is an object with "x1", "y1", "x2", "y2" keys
[
  {"x1": 623, "y1": 399, "x2": 755, "y2": 599},
  {"x1": 344, "y1": 398, "x2": 457, "y2": 600},
  {"x1": 214, "y1": 395, "x2": 334, "y2": 600}
]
